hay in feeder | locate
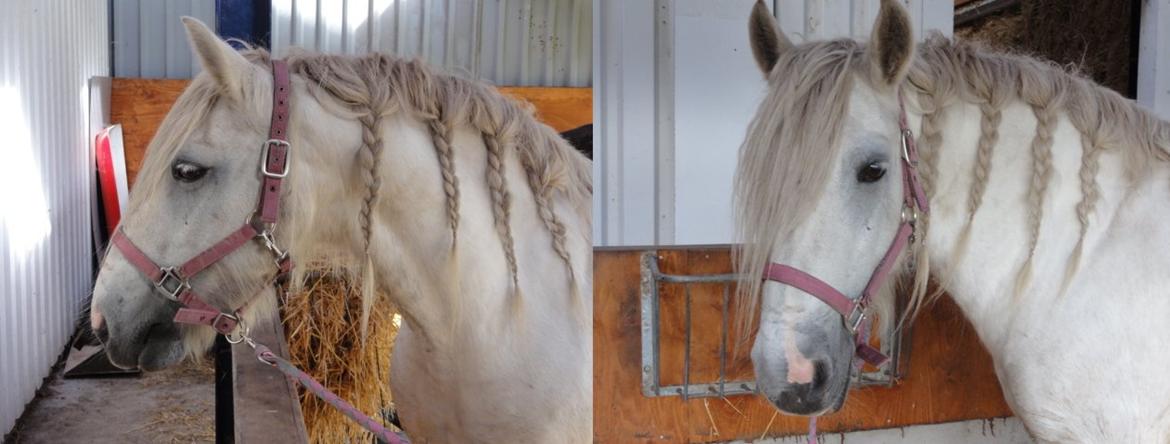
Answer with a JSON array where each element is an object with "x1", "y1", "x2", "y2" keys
[{"x1": 281, "y1": 272, "x2": 400, "y2": 443}]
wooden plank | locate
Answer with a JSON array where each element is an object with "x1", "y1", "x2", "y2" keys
[
  {"x1": 111, "y1": 78, "x2": 592, "y2": 187},
  {"x1": 594, "y1": 247, "x2": 1013, "y2": 442},
  {"x1": 498, "y1": 86, "x2": 593, "y2": 133},
  {"x1": 110, "y1": 78, "x2": 188, "y2": 187},
  {"x1": 232, "y1": 309, "x2": 310, "y2": 444}
]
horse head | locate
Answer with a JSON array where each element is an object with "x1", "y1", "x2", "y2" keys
[{"x1": 735, "y1": 0, "x2": 918, "y2": 415}]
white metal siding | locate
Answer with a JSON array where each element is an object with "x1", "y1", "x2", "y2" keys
[
  {"x1": 594, "y1": 0, "x2": 953, "y2": 246},
  {"x1": 1139, "y1": 0, "x2": 1170, "y2": 119},
  {"x1": 271, "y1": 0, "x2": 593, "y2": 87},
  {"x1": 112, "y1": 0, "x2": 216, "y2": 78},
  {"x1": 0, "y1": 0, "x2": 108, "y2": 436}
]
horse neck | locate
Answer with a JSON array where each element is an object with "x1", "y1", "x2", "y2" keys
[
  {"x1": 284, "y1": 108, "x2": 585, "y2": 348},
  {"x1": 912, "y1": 95, "x2": 1144, "y2": 351},
  {"x1": 280, "y1": 109, "x2": 471, "y2": 342}
]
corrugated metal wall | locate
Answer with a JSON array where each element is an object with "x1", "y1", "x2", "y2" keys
[
  {"x1": 0, "y1": 0, "x2": 109, "y2": 436},
  {"x1": 594, "y1": 0, "x2": 953, "y2": 246},
  {"x1": 112, "y1": 0, "x2": 215, "y2": 78},
  {"x1": 271, "y1": 0, "x2": 592, "y2": 87}
]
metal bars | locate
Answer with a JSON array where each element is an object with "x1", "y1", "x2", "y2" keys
[{"x1": 640, "y1": 251, "x2": 907, "y2": 400}]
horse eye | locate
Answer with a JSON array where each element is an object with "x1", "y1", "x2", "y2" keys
[
  {"x1": 171, "y1": 160, "x2": 209, "y2": 183},
  {"x1": 856, "y1": 162, "x2": 886, "y2": 183}
]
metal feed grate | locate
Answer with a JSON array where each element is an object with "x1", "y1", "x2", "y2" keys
[{"x1": 639, "y1": 251, "x2": 909, "y2": 400}]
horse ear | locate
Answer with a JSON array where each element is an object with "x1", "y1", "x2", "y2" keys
[
  {"x1": 182, "y1": 17, "x2": 252, "y2": 101},
  {"x1": 748, "y1": 0, "x2": 792, "y2": 76},
  {"x1": 867, "y1": 0, "x2": 915, "y2": 87}
]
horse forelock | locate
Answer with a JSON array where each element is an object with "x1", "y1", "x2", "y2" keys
[{"x1": 732, "y1": 39, "x2": 871, "y2": 341}]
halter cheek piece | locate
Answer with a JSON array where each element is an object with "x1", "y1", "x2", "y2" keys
[
  {"x1": 762, "y1": 91, "x2": 930, "y2": 367},
  {"x1": 111, "y1": 60, "x2": 295, "y2": 340}
]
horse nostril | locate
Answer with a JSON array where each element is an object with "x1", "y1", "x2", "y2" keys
[{"x1": 811, "y1": 360, "x2": 828, "y2": 391}]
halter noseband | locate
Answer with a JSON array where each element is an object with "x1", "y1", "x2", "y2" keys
[
  {"x1": 762, "y1": 92, "x2": 929, "y2": 367},
  {"x1": 111, "y1": 60, "x2": 295, "y2": 339}
]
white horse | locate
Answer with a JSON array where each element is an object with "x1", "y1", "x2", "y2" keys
[
  {"x1": 89, "y1": 18, "x2": 592, "y2": 443},
  {"x1": 735, "y1": 0, "x2": 1170, "y2": 441}
]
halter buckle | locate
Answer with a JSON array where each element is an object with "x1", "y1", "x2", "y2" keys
[
  {"x1": 261, "y1": 139, "x2": 291, "y2": 178},
  {"x1": 154, "y1": 267, "x2": 191, "y2": 302}
]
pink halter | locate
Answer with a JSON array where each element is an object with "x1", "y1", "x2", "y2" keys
[
  {"x1": 762, "y1": 91, "x2": 929, "y2": 368},
  {"x1": 111, "y1": 59, "x2": 294, "y2": 337}
]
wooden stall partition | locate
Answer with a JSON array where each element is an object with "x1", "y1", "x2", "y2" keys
[
  {"x1": 110, "y1": 78, "x2": 591, "y2": 188},
  {"x1": 110, "y1": 78, "x2": 188, "y2": 188},
  {"x1": 594, "y1": 246, "x2": 1013, "y2": 443},
  {"x1": 231, "y1": 307, "x2": 310, "y2": 444}
]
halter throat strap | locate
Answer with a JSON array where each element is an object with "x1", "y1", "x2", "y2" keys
[
  {"x1": 761, "y1": 90, "x2": 928, "y2": 367},
  {"x1": 111, "y1": 60, "x2": 294, "y2": 336}
]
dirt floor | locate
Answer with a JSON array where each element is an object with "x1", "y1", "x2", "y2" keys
[{"x1": 5, "y1": 359, "x2": 216, "y2": 444}]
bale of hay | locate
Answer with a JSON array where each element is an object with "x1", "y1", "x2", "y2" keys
[{"x1": 280, "y1": 272, "x2": 400, "y2": 443}]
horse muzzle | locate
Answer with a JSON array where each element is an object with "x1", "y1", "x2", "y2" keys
[{"x1": 101, "y1": 316, "x2": 184, "y2": 371}]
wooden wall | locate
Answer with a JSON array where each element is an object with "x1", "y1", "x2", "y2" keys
[
  {"x1": 110, "y1": 78, "x2": 592, "y2": 187},
  {"x1": 594, "y1": 247, "x2": 1013, "y2": 442}
]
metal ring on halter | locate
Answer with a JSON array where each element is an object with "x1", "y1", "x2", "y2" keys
[
  {"x1": 246, "y1": 213, "x2": 278, "y2": 235},
  {"x1": 900, "y1": 129, "x2": 915, "y2": 164},
  {"x1": 224, "y1": 316, "x2": 251, "y2": 344},
  {"x1": 154, "y1": 267, "x2": 191, "y2": 302},
  {"x1": 900, "y1": 205, "x2": 919, "y2": 225}
]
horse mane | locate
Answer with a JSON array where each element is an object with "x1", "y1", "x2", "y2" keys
[
  {"x1": 261, "y1": 48, "x2": 589, "y2": 316},
  {"x1": 908, "y1": 34, "x2": 1170, "y2": 299},
  {"x1": 131, "y1": 45, "x2": 590, "y2": 330},
  {"x1": 734, "y1": 33, "x2": 1170, "y2": 339}
]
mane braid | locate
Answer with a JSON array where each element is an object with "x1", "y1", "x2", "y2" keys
[
  {"x1": 527, "y1": 167, "x2": 576, "y2": 290},
  {"x1": 914, "y1": 91, "x2": 946, "y2": 200},
  {"x1": 946, "y1": 98, "x2": 1001, "y2": 278},
  {"x1": 357, "y1": 110, "x2": 384, "y2": 261},
  {"x1": 1016, "y1": 102, "x2": 1056, "y2": 296},
  {"x1": 1062, "y1": 133, "x2": 1103, "y2": 295},
  {"x1": 427, "y1": 116, "x2": 460, "y2": 245},
  {"x1": 484, "y1": 134, "x2": 521, "y2": 297}
]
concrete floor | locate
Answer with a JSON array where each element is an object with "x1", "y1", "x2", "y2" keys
[{"x1": 6, "y1": 358, "x2": 216, "y2": 444}]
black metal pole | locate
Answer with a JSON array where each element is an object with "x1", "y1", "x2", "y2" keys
[{"x1": 214, "y1": 335, "x2": 234, "y2": 444}]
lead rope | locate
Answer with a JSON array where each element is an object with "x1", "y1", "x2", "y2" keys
[
  {"x1": 248, "y1": 342, "x2": 409, "y2": 443},
  {"x1": 807, "y1": 416, "x2": 818, "y2": 443}
]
